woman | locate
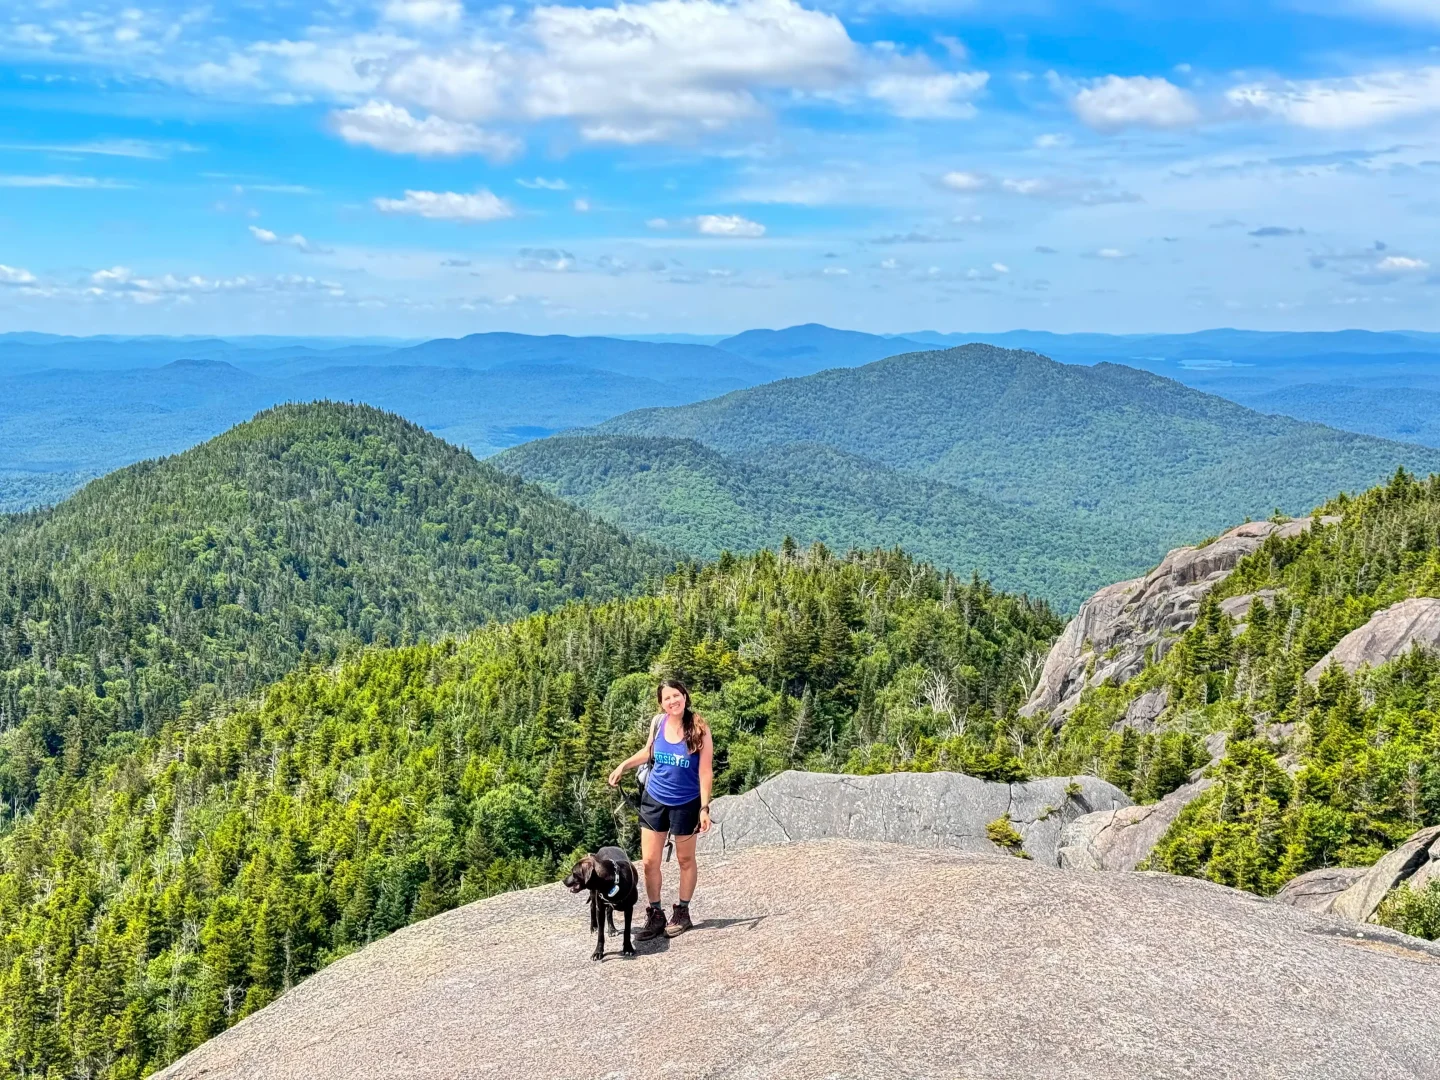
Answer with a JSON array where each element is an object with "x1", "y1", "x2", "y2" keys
[{"x1": 608, "y1": 678, "x2": 714, "y2": 940}]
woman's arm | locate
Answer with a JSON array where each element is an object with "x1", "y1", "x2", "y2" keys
[
  {"x1": 697, "y1": 723, "x2": 715, "y2": 832},
  {"x1": 608, "y1": 719, "x2": 657, "y2": 786}
]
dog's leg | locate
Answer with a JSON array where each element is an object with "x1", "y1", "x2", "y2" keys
[
  {"x1": 593, "y1": 901, "x2": 606, "y2": 961},
  {"x1": 590, "y1": 891, "x2": 598, "y2": 932},
  {"x1": 607, "y1": 907, "x2": 618, "y2": 933},
  {"x1": 622, "y1": 905, "x2": 635, "y2": 957}
]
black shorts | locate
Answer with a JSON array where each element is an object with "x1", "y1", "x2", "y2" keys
[{"x1": 638, "y1": 788, "x2": 702, "y2": 836}]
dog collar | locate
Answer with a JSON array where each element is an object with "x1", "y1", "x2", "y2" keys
[{"x1": 606, "y1": 880, "x2": 621, "y2": 899}]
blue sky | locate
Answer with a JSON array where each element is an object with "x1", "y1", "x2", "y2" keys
[{"x1": 0, "y1": 0, "x2": 1438, "y2": 336}]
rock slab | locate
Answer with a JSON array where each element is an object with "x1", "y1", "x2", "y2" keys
[
  {"x1": 154, "y1": 839, "x2": 1440, "y2": 1080},
  {"x1": 1022, "y1": 518, "x2": 1325, "y2": 718},
  {"x1": 1305, "y1": 597, "x2": 1440, "y2": 683},
  {"x1": 1273, "y1": 867, "x2": 1369, "y2": 915},
  {"x1": 1057, "y1": 775, "x2": 1214, "y2": 872},
  {"x1": 1330, "y1": 825, "x2": 1440, "y2": 923},
  {"x1": 696, "y1": 769, "x2": 1131, "y2": 866}
]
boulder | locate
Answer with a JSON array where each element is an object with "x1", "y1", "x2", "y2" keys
[
  {"x1": 1330, "y1": 824, "x2": 1440, "y2": 923},
  {"x1": 1057, "y1": 733, "x2": 1227, "y2": 873},
  {"x1": 1219, "y1": 590, "x2": 1276, "y2": 621},
  {"x1": 697, "y1": 769, "x2": 1131, "y2": 866},
  {"x1": 154, "y1": 839, "x2": 1440, "y2": 1080},
  {"x1": 1022, "y1": 519, "x2": 1316, "y2": 719},
  {"x1": 1305, "y1": 597, "x2": 1440, "y2": 683},
  {"x1": 1057, "y1": 775, "x2": 1213, "y2": 872},
  {"x1": 1273, "y1": 867, "x2": 1369, "y2": 915},
  {"x1": 1120, "y1": 687, "x2": 1169, "y2": 732}
]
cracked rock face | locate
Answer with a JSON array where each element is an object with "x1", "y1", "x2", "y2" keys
[
  {"x1": 1022, "y1": 518, "x2": 1327, "y2": 719},
  {"x1": 696, "y1": 769, "x2": 1131, "y2": 865},
  {"x1": 1304, "y1": 597, "x2": 1440, "y2": 684},
  {"x1": 153, "y1": 839, "x2": 1440, "y2": 1080},
  {"x1": 1273, "y1": 867, "x2": 1369, "y2": 915}
]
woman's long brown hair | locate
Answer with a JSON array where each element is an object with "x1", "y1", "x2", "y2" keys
[{"x1": 657, "y1": 678, "x2": 705, "y2": 754}]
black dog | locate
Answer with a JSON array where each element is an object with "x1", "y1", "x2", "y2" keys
[{"x1": 562, "y1": 845, "x2": 639, "y2": 961}]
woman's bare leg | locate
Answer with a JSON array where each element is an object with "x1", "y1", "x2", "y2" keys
[
  {"x1": 639, "y1": 827, "x2": 668, "y2": 904},
  {"x1": 673, "y1": 833, "x2": 698, "y2": 902}
]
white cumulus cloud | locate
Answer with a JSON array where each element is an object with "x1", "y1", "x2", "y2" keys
[
  {"x1": 1073, "y1": 75, "x2": 1200, "y2": 131},
  {"x1": 0, "y1": 264, "x2": 37, "y2": 285},
  {"x1": 695, "y1": 213, "x2": 766, "y2": 237},
  {"x1": 940, "y1": 170, "x2": 986, "y2": 191},
  {"x1": 332, "y1": 101, "x2": 520, "y2": 160},
  {"x1": 1376, "y1": 255, "x2": 1429, "y2": 272},
  {"x1": 373, "y1": 188, "x2": 515, "y2": 221}
]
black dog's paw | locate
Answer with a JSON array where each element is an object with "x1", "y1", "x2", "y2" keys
[
  {"x1": 591, "y1": 948, "x2": 605, "y2": 962},
  {"x1": 622, "y1": 943, "x2": 636, "y2": 957}
]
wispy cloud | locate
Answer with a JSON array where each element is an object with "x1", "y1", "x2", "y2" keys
[
  {"x1": 248, "y1": 225, "x2": 332, "y2": 254},
  {"x1": 0, "y1": 138, "x2": 201, "y2": 159},
  {"x1": 0, "y1": 174, "x2": 132, "y2": 188},
  {"x1": 1229, "y1": 66, "x2": 1440, "y2": 129}
]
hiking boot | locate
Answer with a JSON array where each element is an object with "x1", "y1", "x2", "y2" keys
[
  {"x1": 636, "y1": 905, "x2": 668, "y2": 941},
  {"x1": 664, "y1": 903, "x2": 693, "y2": 938}
]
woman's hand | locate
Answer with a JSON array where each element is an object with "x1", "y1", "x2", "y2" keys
[
  {"x1": 608, "y1": 763, "x2": 625, "y2": 787},
  {"x1": 698, "y1": 806, "x2": 712, "y2": 834}
]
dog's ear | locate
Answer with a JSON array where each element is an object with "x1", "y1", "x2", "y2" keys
[{"x1": 577, "y1": 854, "x2": 598, "y2": 885}]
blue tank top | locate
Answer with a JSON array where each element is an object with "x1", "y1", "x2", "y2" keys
[{"x1": 646, "y1": 714, "x2": 701, "y2": 806}]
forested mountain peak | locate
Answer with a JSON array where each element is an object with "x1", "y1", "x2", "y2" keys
[
  {"x1": 597, "y1": 344, "x2": 1440, "y2": 583},
  {"x1": 0, "y1": 400, "x2": 672, "y2": 815}
]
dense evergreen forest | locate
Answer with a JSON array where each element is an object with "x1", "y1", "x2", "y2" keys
[
  {"x1": 1051, "y1": 471, "x2": 1440, "y2": 933},
  {"x1": 497, "y1": 434, "x2": 1128, "y2": 609},
  {"x1": 595, "y1": 344, "x2": 1440, "y2": 579},
  {"x1": 0, "y1": 545, "x2": 1061, "y2": 1079},
  {"x1": 0, "y1": 402, "x2": 671, "y2": 820}
]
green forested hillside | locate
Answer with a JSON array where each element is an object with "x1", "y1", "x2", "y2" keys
[
  {"x1": 496, "y1": 434, "x2": 1130, "y2": 609},
  {"x1": 0, "y1": 402, "x2": 670, "y2": 818},
  {"x1": 1040, "y1": 471, "x2": 1440, "y2": 914},
  {"x1": 0, "y1": 546, "x2": 1059, "y2": 1079},
  {"x1": 597, "y1": 345, "x2": 1440, "y2": 575}
]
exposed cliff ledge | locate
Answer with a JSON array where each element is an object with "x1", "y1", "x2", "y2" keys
[
  {"x1": 1021, "y1": 518, "x2": 1336, "y2": 719},
  {"x1": 153, "y1": 840, "x2": 1440, "y2": 1080}
]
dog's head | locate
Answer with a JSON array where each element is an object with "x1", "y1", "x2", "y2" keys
[{"x1": 563, "y1": 854, "x2": 609, "y2": 893}]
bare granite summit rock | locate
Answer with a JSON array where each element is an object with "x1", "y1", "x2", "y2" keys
[
  {"x1": 1273, "y1": 867, "x2": 1369, "y2": 915},
  {"x1": 1305, "y1": 597, "x2": 1440, "y2": 683},
  {"x1": 1022, "y1": 518, "x2": 1327, "y2": 718},
  {"x1": 153, "y1": 840, "x2": 1440, "y2": 1080},
  {"x1": 1057, "y1": 775, "x2": 1213, "y2": 872},
  {"x1": 1329, "y1": 824, "x2": 1440, "y2": 923},
  {"x1": 695, "y1": 769, "x2": 1130, "y2": 865}
]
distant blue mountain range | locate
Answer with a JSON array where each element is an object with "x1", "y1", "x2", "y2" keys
[{"x1": 4, "y1": 323, "x2": 1440, "y2": 514}]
